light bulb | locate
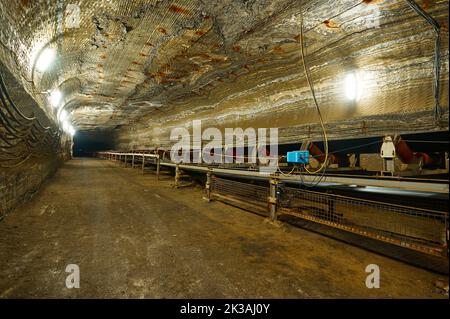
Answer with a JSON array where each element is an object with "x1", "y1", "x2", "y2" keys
[
  {"x1": 36, "y1": 48, "x2": 56, "y2": 72},
  {"x1": 344, "y1": 72, "x2": 364, "y2": 102},
  {"x1": 59, "y1": 109, "x2": 68, "y2": 122},
  {"x1": 49, "y1": 90, "x2": 62, "y2": 108}
]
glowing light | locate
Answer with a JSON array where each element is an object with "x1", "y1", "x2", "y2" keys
[
  {"x1": 49, "y1": 90, "x2": 62, "y2": 108},
  {"x1": 344, "y1": 72, "x2": 364, "y2": 102},
  {"x1": 62, "y1": 120, "x2": 70, "y2": 133},
  {"x1": 59, "y1": 109, "x2": 68, "y2": 123},
  {"x1": 68, "y1": 126, "x2": 76, "y2": 136},
  {"x1": 35, "y1": 48, "x2": 56, "y2": 72}
]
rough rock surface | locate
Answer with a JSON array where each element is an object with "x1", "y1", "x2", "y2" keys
[{"x1": 0, "y1": 0, "x2": 448, "y2": 149}]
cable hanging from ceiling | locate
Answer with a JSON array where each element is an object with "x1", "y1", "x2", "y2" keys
[
  {"x1": 272, "y1": 0, "x2": 330, "y2": 188},
  {"x1": 275, "y1": 0, "x2": 329, "y2": 188},
  {"x1": 405, "y1": 0, "x2": 442, "y2": 122}
]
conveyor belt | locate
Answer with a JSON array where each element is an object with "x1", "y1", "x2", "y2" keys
[{"x1": 98, "y1": 152, "x2": 449, "y2": 195}]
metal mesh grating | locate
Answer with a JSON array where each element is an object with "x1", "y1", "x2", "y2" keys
[
  {"x1": 209, "y1": 176, "x2": 448, "y2": 257},
  {"x1": 210, "y1": 177, "x2": 269, "y2": 210},
  {"x1": 279, "y1": 186, "x2": 448, "y2": 256}
]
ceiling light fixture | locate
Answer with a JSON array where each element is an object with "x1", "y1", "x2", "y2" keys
[
  {"x1": 62, "y1": 120, "x2": 70, "y2": 133},
  {"x1": 49, "y1": 90, "x2": 62, "y2": 108},
  {"x1": 344, "y1": 72, "x2": 364, "y2": 102},
  {"x1": 68, "y1": 126, "x2": 76, "y2": 137},
  {"x1": 35, "y1": 48, "x2": 56, "y2": 72},
  {"x1": 59, "y1": 109, "x2": 68, "y2": 123}
]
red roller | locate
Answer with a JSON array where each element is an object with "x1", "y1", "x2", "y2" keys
[
  {"x1": 415, "y1": 152, "x2": 434, "y2": 166},
  {"x1": 308, "y1": 142, "x2": 337, "y2": 164},
  {"x1": 308, "y1": 142, "x2": 326, "y2": 163},
  {"x1": 394, "y1": 138, "x2": 415, "y2": 163},
  {"x1": 394, "y1": 137, "x2": 434, "y2": 166}
]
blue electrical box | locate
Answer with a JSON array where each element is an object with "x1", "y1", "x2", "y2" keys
[{"x1": 287, "y1": 150, "x2": 309, "y2": 164}]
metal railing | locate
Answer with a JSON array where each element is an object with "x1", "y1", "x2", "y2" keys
[
  {"x1": 210, "y1": 176, "x2": 269, "y2": 215},
  {"x1": 97, "y1": 151, "x2": 449, "y2": 257},
  {"x1": 96, "y1": 151, "x2": 449, "y2": 194},
  {"x1": 97, "y1": 151, "x2": 161, "y2": 178},
  {"x1": 208, "y1": 176, "x2": 448, "y2": 257},
  {"x1": 278, "y1": 186, "x2": 448, "y2": 257}
]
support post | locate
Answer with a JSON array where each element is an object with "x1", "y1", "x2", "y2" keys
[
  {"x1": 204, "y1": 169, "x2": 212, "y2": 201},
  {"x1": 132, "y1": 155, "x2": 135, "y2": 168},
  {"x1": 141, "y1": 155, "x2": 145, "y2": 174},
  {"x1": 124, "y1": 155, "x2": 127, "y2": 168},
  {"x1": 268, "y1": 174, "x2": 280, "y2": 221},
  {"x1": 445, "y1": 152, "x2": 449, "y2": 172},
  {"x1": 156, "y1": 157, "x2": 160, "y2": 180},
  {"x1": 175, "y1": 165, "x2": 180, "y2": 188}
]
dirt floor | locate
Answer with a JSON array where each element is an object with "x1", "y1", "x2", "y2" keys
[{"x1": 0, "y1": 158, "x2": 447, "y2": 298}]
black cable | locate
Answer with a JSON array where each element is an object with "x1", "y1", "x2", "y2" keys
[{"x1": 405, "y1": 0, "x2": 442, "y2": 120}]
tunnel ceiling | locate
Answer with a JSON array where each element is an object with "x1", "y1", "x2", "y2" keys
[{"x1": 0, "y1": 0, "x2": 448, "y2": 133}]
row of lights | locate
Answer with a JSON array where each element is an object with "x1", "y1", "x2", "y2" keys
[
  {"x1": 36, "y1": 48, "x2": 76, "y2": 137},
  {"x1": 35, "y1": 46, "x2": 366, "y2": 137}
]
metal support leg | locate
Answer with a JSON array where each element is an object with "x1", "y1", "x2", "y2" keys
[
  {"x1": 124, "y1": 155, "x2": 127, "y2": 168},
  {"x1": 445, "y1": 152, "x2": 449, "y2": 172},
  {"x1": 132, "y1": 155, "x2": 135, "y2": 168},
  {"x1": 141, "y1": 155, "x2": 145, "y2": 174},
  {"x1": 269, "y1": 175, "x2": 279, "y2": 221},
  {"x1": 175, "y1": 165, "x2": 180, "y2": 188},
  {"x1": 156, "y1": 157, "x2": 160, "y2": 180},
  {"x1": 204, "y1": 170, "x2": 212, "y2": 201}
]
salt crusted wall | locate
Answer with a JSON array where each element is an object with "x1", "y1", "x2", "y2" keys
[
  {"x1": 112, "y1": 0, "x2": 449, "y2": 149},
  {"x1": 0, "y1": 0, "x2": 448, "y2": 151},
  {"x1": 0, "y1": 63, "x2": 71, "y2": 217}
]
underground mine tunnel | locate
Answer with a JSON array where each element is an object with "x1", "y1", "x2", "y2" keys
[{"x1": 0, "y1": 0, "x2": 449, "y2": 300}]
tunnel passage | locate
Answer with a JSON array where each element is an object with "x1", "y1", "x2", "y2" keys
[
  {"x1": 73, "y1": 130, "x2": 115, "y2": 157},
  {"x1": 0, "y1": 0, "x2": 449, "y2": 299},
  {"x1": 0, "y1": 157, "x2": 447, "y2": 298}
]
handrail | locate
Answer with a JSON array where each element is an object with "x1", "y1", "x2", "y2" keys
[{"x1": 96, "y1": 151, "x2": 449, "y2": 194}]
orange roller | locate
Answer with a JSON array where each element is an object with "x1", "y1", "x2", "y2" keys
[
  {"x1": 308, "y1": 142, "x2": 337, "y2": 164},
  {"x1": 394, "y1": 137, "x2": 434, "y2": 166},
  {"x1": 415, "y1": 152, "x2": 434, "y2": 166},
  {"x1": 394, "y1": 138, "x2": 415, "y2": 163}
]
